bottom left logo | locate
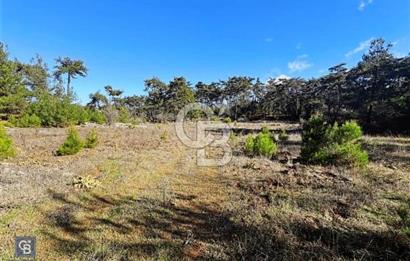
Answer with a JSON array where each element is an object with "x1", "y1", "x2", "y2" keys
[{"x1": 15, "y1": 236, "x2": 36, "y2": 258}]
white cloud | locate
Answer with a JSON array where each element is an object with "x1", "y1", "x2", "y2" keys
[
  {"x1": 273, "y1": 74, "x2": 291, "y2": 84},
  {"x1": 288, "y1": 56, "x2": 312, "y2": 72},
  {"x1": 358, "y1": 0, "x2": 373, "y2": 11},
  {"x1": 345, "y1": 37, "x2": 375, "y2": 57}
]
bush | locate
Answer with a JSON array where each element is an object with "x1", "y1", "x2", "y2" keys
[
  {"x1": 118, "y1": 107, "x2": 131, "y2": 123},
  {"x1": 278, "y1": 129, "x2": 289, "y2": 141},
  {"x1": 27, "y1": 93, "x2": 103, "y2": 127},
  {"x1": 10, "y1": 114, "x2": 41, "y2": 128},
  {"x1": 223, "y1": 117, "x2": 232, "y2": 124},
  {"x1": 261, "y1": 126, "x2": 270, "y2": 135},
  {"x1": 333, "y1": 120, "x2": 363, "y2": 144},
  {"x1": 301, "y1": 116, "x2": 368, "y2": 167},
  {"x1": 89, "y1": 110, "x2": 107, "y2": 124},
  {"x1": 301, "y1": 115, "x2": 329, "y2": 160},
  {"x1": 85, "y1": 129, "x2": 98, "y2": 149},
  {"x1": 244, "y1": 132, "x2": 277, "y2": 158},
  {"x1": 56, "y1": 127, "x2": 84, "y2": 156},
  {"x1": 0, "y1": 124, "x2": 15, "y2": 160},
  {"x1": 254, "y1": 133, "x2": 277, "y2": 158},
  {"x1": 244, "y1": 136, "x2": 255, "y2": 155}
]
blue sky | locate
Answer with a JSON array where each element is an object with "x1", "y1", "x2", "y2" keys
[{"x1": 1, "y1": 0, "x2": 409, "y2": 103}]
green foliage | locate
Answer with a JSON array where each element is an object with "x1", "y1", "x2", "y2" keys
[
  {"x1": 85, "y1": 129, "x2": 98, "y2": 149},
  {"x1": 0, "y1": 43, "x2": 29, "y2": 119},
  {"x1": 223, "y1": 117, "x2": 232, "y2": 124},
  {"x1": 26, "y1": 93, "x2": 100, "y2": 127},
  {"x1": 278, "y1": 129, "x2": 289, "y2": 141},
  {"x1": 301, "y1": 115, "x2": 329, "y2": 161},
  {"x1": 229, "y1": 132, "x2": 238, "y2": 143},
  {"x1": 88, "y1": 109, "x2": 106, "y2": 124},
  {"x1": 54, "y1": 57, "x2": 87, "y2": 97},
  {"x1": 332, "y1": 121, "x2": 363, "y2": 144},
  {"x1": 333, "y1": 143, "x2": 368, "y2": 167},
  {"x1": 145, "y1": 77, "x2": 195, "y2": 121},
  {"x1": 0, "y1": 124, "x2": 15, "y2": 160},
  {"x1": 244, "y1": 136, "x2": 255, "y2": 155},
  {"x1": 261, "y1": 126, "x2": 270, "y2": 134},
  {"x1": 56, "y1": 127, "x2": 84, "y2": 156},
  {"x1": 118, "y1": 107, "x2": 131, "y2": 123},
  {"x1": 0, "y1": 120, "x2": 14, "y2": 128},
  {"x1": 254, "y1": 133, "x2": 277, "y2": 158},
  {"x1": 301, "y1": 116, "x2": 368, "y2": 167},
  {"x1": 10, "y1": 114, "x2": 41, "y2": 128},
  {"x1": 244, "y1": 132, "x2": 277, "y2": 158},
  {"x1": 398, "y1": 200, "x2": 410, "y2": 238}
]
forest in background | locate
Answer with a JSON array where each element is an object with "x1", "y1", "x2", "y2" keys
[{"x1": 1, "y1": 38, "x2": 409, "y2": 133}]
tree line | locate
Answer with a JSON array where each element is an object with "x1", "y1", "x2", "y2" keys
[{"x1": 0, "y1": 38, "x2": 409, "y2": 133}]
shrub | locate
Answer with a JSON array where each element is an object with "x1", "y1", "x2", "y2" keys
[
  {"x1": 118, "y1": 107, "x2": 131, "y2": 123},
  {"x1": 301, "y1": 115, "x2": 329, "y2": 161},
  {"x1": 301, "y1": 115, "x2": 368, "y2": 167},
  {"x1": 333, "y1": 143, "x2": 368, "y2": 167},
  {"x1": 244, "y1": 132, "x2": 277, "y2": 158},
  {"x1": 278, "y1": 129, "x2": 289, "y2": 141},
  {"x1": 333, "y1": 120, "x2": 363, "y2": 144},
  {"x1": 0, "y1": 120, "x2": 14, "y2": 127},
  {"x1": 0, "y1": 124, "x2": 15, "y2": 160},
  {"x1": 254, "y1": 133, "x2": 277, "y2": 158},
  {"x1": 223, "y1": 117, "x2": 232, "y2": 124},
  {"x1": 89, "y1": 110, "x2": 107, "y2": 124},
  {"x1": 74, "y1": 105, "x2": 91, "y2": 125},
  {"x1": 261, "y1": 126, "x2": 270, "y2": 135},
  {"x1": 10, "y1": 114, "x2": 41, "y2": 128},
  {"x1": 27, "y1": 93, "x2": 102, "y2": 127},
  {"x1": 244, "y1": 136, "x2": 255, "y2": 155},
  {"x1": 85, "y1": 129, "x2": 98, "y2": 149},
  {"x1": 56, "y1": 127, "x2": 84, "y2": 156}
]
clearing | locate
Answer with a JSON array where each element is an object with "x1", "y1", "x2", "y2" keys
[{"x1": 0, "y1": 122, "x2": 409, "y2": 260}]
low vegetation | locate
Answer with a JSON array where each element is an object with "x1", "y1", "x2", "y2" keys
[
  {"x1": 0, "y1": 124, "x2": 15, "y2": 160},
  {"x1": 278, "y1": 128, "x2": 289, "y2": 141},
  {"x1": 398, "y1": 199, "x2": 410, "y2": 238},
  {"x1": 56, "y1": 127, "x2": 84, "y2": 156},
  {"x1": 301, "y1": 116, "x2": 368, "y2": 167},
  {"x1": 244, "y1": 130, "x2": 278, "y2": 158},
  {"x1": 1, "y1": 124, "x2": 408, "y2": 260},
  {"x1": 84, "y1": 129, "x2": 98, "y2": 149}
]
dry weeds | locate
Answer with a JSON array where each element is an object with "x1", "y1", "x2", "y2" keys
[{"x1": 0, "y1": 123, "x2": 409, "y2": 260}]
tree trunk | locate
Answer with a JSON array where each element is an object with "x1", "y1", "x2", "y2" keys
[
  {"x1": 366, "y1": 104, "x2": 373, "y2": 125},
  {"x1": 67, "y1": 74, "x2": 71, "y2": 97}
]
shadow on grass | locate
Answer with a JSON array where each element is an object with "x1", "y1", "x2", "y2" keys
[{"x1": 42, "y1": 187, "x2": 410, "y2": 260}]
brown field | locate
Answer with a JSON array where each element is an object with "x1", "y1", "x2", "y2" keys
[{"x1": 0, "y1": 122, "x2": 409, "y2": 260}]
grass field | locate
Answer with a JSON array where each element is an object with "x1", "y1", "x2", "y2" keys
[{"x1": 0, "y1": 122, "x2": 409, "y2": 260}]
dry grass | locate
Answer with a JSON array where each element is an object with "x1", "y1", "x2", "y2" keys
[{"x1": 0, "y1": 123, "x2": 409, "y2": 260}]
